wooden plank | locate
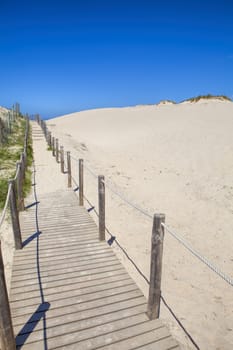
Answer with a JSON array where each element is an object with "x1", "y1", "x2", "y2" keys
[
  {"x1": 11, "y1": 279, "x2": 137, "y2": 309},
  {"x1": 11, "y1": 253, "x2": 118, "y2": 275},
  {"x1": 16, "y1": 304, "x2": 148, "y2": 346},
  {"x1": 11, "y1": 284, "x2": 140, "y2": 317},
  {"x1": 17, "y1": 314, "x2": 161, "y2": 349},
  {"x1": 10, "y1": 273, "x2": 131, "y2": 302},
  {"x1": 14, "y1": 298, "x2": 147, "y2": 334},
  {"x1": 134, "y1": 337, "x2": 180, "y2": 350},
  {"x1": 12, "y1": 291, "x2": 144, "y2": 327},
  {"x1": 11, "y1": 268, "x2": 126, "y2": 295}
]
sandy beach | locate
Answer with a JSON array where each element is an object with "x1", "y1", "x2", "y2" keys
[{"x1": 47, "y1": 99, "x2": 233, "y2": 349}]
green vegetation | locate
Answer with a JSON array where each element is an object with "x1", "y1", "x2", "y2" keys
[
  {"x1": 0, "y1": 115, "x2": 33, "y2": 208},
  {"x1": 185, "y1": 94, "x2": 232, "y2": 102}
]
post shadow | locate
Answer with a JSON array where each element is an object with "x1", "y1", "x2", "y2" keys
[
  {"x1": 15, "y1": 302, "x2": 50, "y2": 348},
  {"x1": 22, "y1": 231, "x2": 41, "y2": 248}
]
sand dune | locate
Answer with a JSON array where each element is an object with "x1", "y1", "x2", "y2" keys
[{"x1": 48, "y1": 100, "x2": 233, "y2": 349}]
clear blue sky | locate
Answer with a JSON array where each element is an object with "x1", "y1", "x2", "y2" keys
[{"x1": 0, "y1": 0, "x2": 233, "y2": 118}]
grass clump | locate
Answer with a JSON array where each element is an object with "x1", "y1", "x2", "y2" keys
[
  {"x1": 0, "y1": 116, "x2": 33, "y2": 209},
  {"x1": 186, "y1": 94, "x2": 232, "y2": 102}
]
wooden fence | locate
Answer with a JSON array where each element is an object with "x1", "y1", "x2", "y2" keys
[
  {"x1": 0, "y1": 104, "x2": 20, "y2": 145},
  {"x1": 0, "y1": 116, "x2": 30, "y2": 350}
]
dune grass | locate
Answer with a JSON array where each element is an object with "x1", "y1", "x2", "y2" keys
[
  {"x1": 0, "y1": 116, "x2": 33, "y2": 208},
  {"x1": 186, "y1": 94, "x2": 232, "y2": 102}
]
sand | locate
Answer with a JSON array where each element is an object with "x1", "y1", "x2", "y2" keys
[{"x1": 46, "y1": 99, "x2": 233, "y2": 349}]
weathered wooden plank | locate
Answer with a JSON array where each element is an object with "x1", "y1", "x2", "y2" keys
[
  {"x1": 11, "y1": 284, "x2": 140, "y2": 317},
  {"x1": 12, "y1": 244, "x2": 111, "y2": 262},
  {"x1": 11, "y1": 263, "x2": 124, "y2": 289},
  {"x1": 14, "y1": 298, "x2": 147, "y2": 334},
  {"x1": 12, "y1": 253, "x2": 118, "y2": 276},
  {"x1": 12, "y1": 291, "x2": 144, "y2": 327},
  {"x1": 16, "y1": 304, "x2": 148, "y2": 346},
  {"x1": 12, "y1": 252, "x2": 116, "y2": 273},
  {"x1": 11, "y1": 267, "x2": 126, "y2": 295},
  {"x1": 17, "y1": 314, "x2": 162, "y2": 349},
  {"x1": 134, "y1": 337, "x2": 180, "y2": 350},
  {"x1": 11, "y1": 279, "x2": 136, "y2": 309},
  {"x1": 10, "y1": 273, "x2": 131, "y2": 302}
]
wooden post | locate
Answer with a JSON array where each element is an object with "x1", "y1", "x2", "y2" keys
[
  {"x1": 16, "y1": 162, "x2": 24, "y2": 211},
  {"x1": 0, "y1": 242, "x2": 16, "y2": 350},
  {"x1": 147, "y1": 213, "x2": 165, "y2": 319},
  {"x1": 55, "y1": 139, "x2": 59, "y2": 163},
  {"x1": 52, "y1": 137, "x2": 55, "y2": 157},
  {"x1": 48, "y1": 132, "x2": 52, "y2": 148},
  {"x1": 21, "y1": 152, "x2": 26, "y2": 180},
  {"x1": 98, "y1": 175, "x2": 105, "y2": 241},
  {"x1": 60, "y1": 146, "x2": 64, "y2": 173},
  {"x1": 67, "y1": 152, "x2": 72, "y2": 188},
  {"x1": 79, "y1": 159, "x2": 84, "y2": 206},
  {"x1": 9, "y1": 180, "x2": 22, "y2": 250}
]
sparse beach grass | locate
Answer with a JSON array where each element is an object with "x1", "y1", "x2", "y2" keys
[
  {"x1": 185, "y1": 94, "x2": 232, "y2": 102},
  {"x1": 0, "y1": 115, "x2": 33, "y2": 208}
]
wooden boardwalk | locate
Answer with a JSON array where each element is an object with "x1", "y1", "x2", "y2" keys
[{"x1": 9, "y1": 123, "x2": 180, "y2": 349}]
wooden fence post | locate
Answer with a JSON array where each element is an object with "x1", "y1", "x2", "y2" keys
[
  {"x1": 48, "y1": 132, "x2": 52, "y2": 148},
  {"x1": 55, "y1": 139, "x2": 59, "y2": 163},
  {"x1": 60, "y1": 146, "x2": 64, "y2": 173},
  {"x1": 98, "y1": 175, "x2": 105, "y2": 241},
  {"x1": 9, "y1": 180, "x2": 22, "y2": 250},
  {"x1": 52, "y1": 137, "x2": 55, "y2": 157},
  {"x1": 0, "y1": 242, "x2": 16, "y2": 350},
  {"x1": 79, "y1": 159, "x2": 84, "y2": 206},
  {"x1": 21, "y1": 153, "x2": 26, "y2": 180},
  {"x1": 67, "y1": 152, "x2": 72, "y2": 188},
  {"x1": 147, "y1": 213, "x2": 165, "y2": 319},
  {"x1": 16, "y1": 162, "x2": 24, "y2": 211}
]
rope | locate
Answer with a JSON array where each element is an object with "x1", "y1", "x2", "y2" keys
[
  {"x1": 13, "y1": 160, "x2": 21, "y2": 181},
  {"x1": 162, "y1": 223, "x2": 233, "y2": 287},
  {"x1": 0, "y1": 183, "x2": 12, "y2": 229},
  {"x1": 84, "y1": 164, "x2": 99, "y2": 179},
  {"x1": 103, "y1": 179, "x2": 153, "y2": 218},
  {"x1": 71, "y1": 162, "x2": 233, "y2": 287}
]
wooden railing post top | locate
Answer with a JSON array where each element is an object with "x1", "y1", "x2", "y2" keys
[
  {"x1": 152, "y1": 213, "x2": 165, "y2": 240},
  {"x1": 153, "y1": 213, "x2": 165, "y2": 226},
  {"x1": 98, "y1": 175, "x2": 105, "y2": 187}
]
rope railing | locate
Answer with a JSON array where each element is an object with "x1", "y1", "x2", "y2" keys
[
  {"x1": 76, "y1": 158, "x2": 233, "y2": 287},
  {"x1": 162, "y1": 222, "x2": 233, "y2": 287},
  {"x1": 0, "y1": 183, "x2": 12, "y2": 229}
]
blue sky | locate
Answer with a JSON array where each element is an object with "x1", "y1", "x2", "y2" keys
[{"x1": 0, "y1": 0, "x2": 233, "y2": 118}]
